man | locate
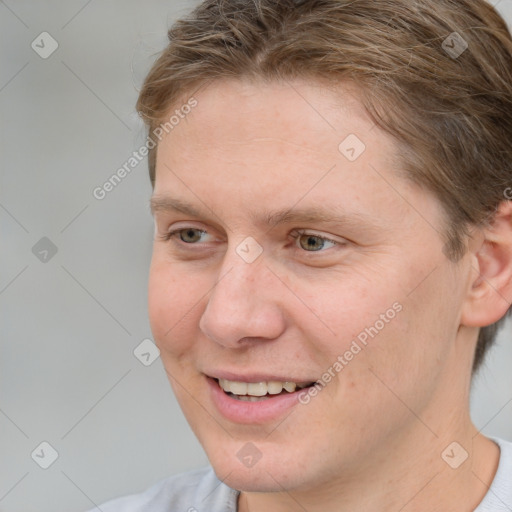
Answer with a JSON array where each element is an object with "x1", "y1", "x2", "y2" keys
[{"x1": 90, "y1": 0, "x2": 512, "y2": 510}]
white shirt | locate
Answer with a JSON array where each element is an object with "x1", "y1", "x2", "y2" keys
[{"x1": 89, "y1": 437, "x2": 512, "y2": 511}]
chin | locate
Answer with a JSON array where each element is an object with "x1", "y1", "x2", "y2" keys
[
  {"x1": 211, "y1": 461, "x2": 291, "y2": 492},
  {"x1": 203, "y1": 440, "x2": 311, "y2": 492}
]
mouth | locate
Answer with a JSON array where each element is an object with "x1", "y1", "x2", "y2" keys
[
  {"x1": 206, "y1": 375, "x2": 318, "y2": 423},
  {"x1": 215, "y1": 377, "x2": 316, "y2": 402}
]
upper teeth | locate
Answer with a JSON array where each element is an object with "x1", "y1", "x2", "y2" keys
[{"x1": 218, "y1": 378, "x2": 311, "y2": 396}]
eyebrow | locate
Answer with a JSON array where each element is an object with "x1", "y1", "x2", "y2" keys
[
  {"x1": 150, "y1": 196, "x2": 207, "y2": 218},
  {"x1": 149, "y1": 195, "x2": 379, "y2": 231}
]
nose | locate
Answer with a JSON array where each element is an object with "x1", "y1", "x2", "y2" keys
[{"x1": 199, "y1": 248, "x2": 286, "y2": 348}]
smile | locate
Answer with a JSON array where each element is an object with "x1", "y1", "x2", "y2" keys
[
  {"x1": 217, "y1": 378, "x2": 314, "y2": 401},
  {"x1": 206, "y1": 375, "x2": 316, "y2": 423}
]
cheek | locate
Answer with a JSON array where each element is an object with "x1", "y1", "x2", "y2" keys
[
  {"x1": 290, "y1": 261, "x2": 450, "y2": 393},
  {"x1": 289, "y1": 269, "x2": 401, "y2": 354},
  {"x1": 148, "y1": 257, "x2": 207, "y2": 356},
  {"x1": 335, "y1": 265, "x2": 461, "y2": 414}
]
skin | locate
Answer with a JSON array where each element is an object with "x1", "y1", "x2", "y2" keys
[{"x1": 148, "y1": 78, "x2": 512, "y2": 511}]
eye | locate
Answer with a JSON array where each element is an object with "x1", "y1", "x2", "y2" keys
[
  {"x1": 291, "y1": 230, "x2": 338, "y2": 252},
  {"x1": 164, "y1": 227, "x2": 211, "y2": 244}
]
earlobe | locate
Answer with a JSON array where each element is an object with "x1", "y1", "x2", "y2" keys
[{"x1": 461, "y1": 201, "x2": 512, "y2": 328}]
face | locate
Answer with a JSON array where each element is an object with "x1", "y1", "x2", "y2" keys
[{"x1": 148, "y1": 78, "x2": 474, "y2": 493}]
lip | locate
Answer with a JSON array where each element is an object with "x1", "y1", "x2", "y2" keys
[
  {"x1": 206, "y1": 370, "x2": 315, "y2": 385},
  {"x1": 206, "y1": 375, "x2": 310, "y2": 424}
]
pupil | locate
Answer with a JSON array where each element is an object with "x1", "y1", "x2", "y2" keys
[
  {"x1": 182, "y1": 229, "x2": 199, "y2": 243},
  {"x1": 302, "y1": 235, "x2": 323, "y2": 251}
]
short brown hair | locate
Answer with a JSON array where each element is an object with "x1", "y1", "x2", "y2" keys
[{"x1": 136, "y1": 0, "x2": 512, "y2": 373}]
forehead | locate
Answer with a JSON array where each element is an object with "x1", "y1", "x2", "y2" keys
[
  {"x1": 155, "y1": 78, "x2": 397, "y2": 183},
  {"x1": 162, "y1": 78, "x2": 377, "y2": 158},
  {"x1": 152, "y1": 78, "x2": 439, "y2": 234}
]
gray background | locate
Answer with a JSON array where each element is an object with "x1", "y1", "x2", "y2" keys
[{"x1": 1, "y1": 1, "x2": 511, "y2": 511}]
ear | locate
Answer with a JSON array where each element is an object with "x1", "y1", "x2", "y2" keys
[{"x1": 461, "y1": 201, "x2": 512, "y2": 328}]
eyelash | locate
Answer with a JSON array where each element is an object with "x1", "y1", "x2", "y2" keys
[
  {"x1": 160, "y1": 227, "x2": 341, "y2": 252},
  {"x1": 289, "y1": 230, "x2": 339, "y2": 251},
  {"x1": 160, "y1": 228, "x2": 203, "y2": 242}
]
